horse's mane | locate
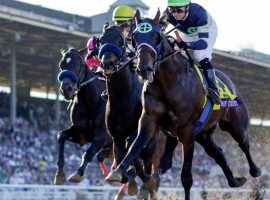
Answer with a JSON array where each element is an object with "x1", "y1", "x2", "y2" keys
[
  {"x1": 103, "y1": 24, "x2": 123, "y2": 35},
  {"x1": 58, "y1": 48, "x2": 92, "y2": 75},
  {"x1": 160, "y1": 32, "x2": 191, "y2": 69}
]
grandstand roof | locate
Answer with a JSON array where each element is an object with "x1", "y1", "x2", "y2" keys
[
  {"x1": 0, "y1": 0, "x2": 92, "y2": 32},
  {"x1": 0, "y1": 0, "x2": 92, "y2": 93}
]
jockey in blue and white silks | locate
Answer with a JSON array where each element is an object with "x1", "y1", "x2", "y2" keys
[{"x1": 163, "y1": 0, "x2": 220, "y2": 104}]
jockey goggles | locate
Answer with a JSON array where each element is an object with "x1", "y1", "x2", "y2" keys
[
  {"x1": 116, "y1": 19, "x2": 132, "y2": 29},
  {"x1": 168, "y1": 6, "x2": 188, "y2": 13}
]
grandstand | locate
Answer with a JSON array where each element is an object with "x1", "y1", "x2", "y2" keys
[{"x1": 0, "y1": 0, "x2": 269, "y2": 199}]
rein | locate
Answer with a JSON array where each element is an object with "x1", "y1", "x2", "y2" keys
[
  {"x1": 80, "y1": 75, "x2": 105, "y2": 87},
  {"x1": 107, "y1": 56, "x2": 136, "y2": 76},
  {"x1": 153, "y1": 50, "x2": 181, "y2": 69},
  {"x1": 165, "y1": 24, "x2": 181, "y2": 35},
  {"x1": 66, "y1": 74, "x2": 105, "y2": 111}
]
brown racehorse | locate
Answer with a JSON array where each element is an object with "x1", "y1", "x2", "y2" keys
[{"x1": 105, "y1": 10, "x2": 261, "y2": 200}]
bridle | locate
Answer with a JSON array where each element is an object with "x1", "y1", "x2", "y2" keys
[
  {"x1": 133, "y1": 19, "x2": 181, "y2": 73},
  {"x1": 98, "y1": 26, "x2": 135, "y2": 76},
  {"x1": 58, "y1": 50, "x2": 103, "y2": 92}
]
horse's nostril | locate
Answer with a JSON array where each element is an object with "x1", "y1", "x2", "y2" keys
[{"x1": 67, "y1": 85, "x2": 73, "y2": 92}]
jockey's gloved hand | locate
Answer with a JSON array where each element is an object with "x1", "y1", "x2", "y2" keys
[
  {"x1": 177, "y1": 40, "x2": 189, "y2": 50},
  {"x1": 167, "y1": 36, "x2": 176, "y2": 44},
  {"x1": 159, "y1": 20, "x2": 168, "y2": 30}
]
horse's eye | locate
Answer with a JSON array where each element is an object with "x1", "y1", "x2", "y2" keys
[{"x1": 152, "y1": 32, "x2": 161, "y2": 45}]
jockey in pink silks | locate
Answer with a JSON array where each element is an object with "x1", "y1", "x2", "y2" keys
[{"x1": 85, "y1": 36, "x2": 103, "y2": 73}]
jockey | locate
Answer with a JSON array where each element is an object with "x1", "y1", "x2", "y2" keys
[
  {"x1": 112, "y1": 5, "x2": 136, "y2": 59},
  {"x1": 162, "y1": 0, "x2": 220, "y2": 104},
  {"x1": 85, "y1": 36, "x2": 103, "y2": 73}
]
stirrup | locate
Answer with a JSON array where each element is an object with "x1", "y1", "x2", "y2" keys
[{"x1": 208, "y1": 88, "x2": 221, "y2": 104}]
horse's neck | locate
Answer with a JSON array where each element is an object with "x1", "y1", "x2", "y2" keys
[
  {"x1": 160, "y1": 55, "x2": 188, "y2": 77},
  {"x1": 107, "y1": 67, "x2": 134, "y2": 100},
  {"x1": 78, "y1": 69, "x2": 102, "y2": 106},
  {"x1": 155, "y1": 40, "x2": 196, "y2": 93}
]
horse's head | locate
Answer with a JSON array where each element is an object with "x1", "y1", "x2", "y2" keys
[
  {"x1": 133, "y1": 10, "x2": 163, "y2": 83},
  {"x1": 58, "y1": 48, "x2": 86, "y2": 100},
  {"x1": 98, "y1": 22, "x2": 126, "y2": 76}
]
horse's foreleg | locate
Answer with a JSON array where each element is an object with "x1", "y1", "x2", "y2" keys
[
  {"x1": 153, "y1": 133, "x2": 178, "y2": 178},
  {"x1": 195, "y1": 133, "x2": 247, "y2": 187},
  {"x1": 54, "y1": 129, "x2": 70, "y2": 185},
  {"x1": 180, "y1": 129, "x2": 194, "y2": 200},
  {"x1": 113, "y1": 138, "x2": 126, "y2": 167},
  {"x1": 96, "y1": 148, "x2": 111, "y2": 176},
  {"x1": 138, "y1": 131, "x2": 168, "y2": 199},
  {"x1": 68, "y1": 128, "x2": 107, "y2": 183},
  {"x1": 106, "y1": 113, "x2": 157, "y2": 183},
  {"x1": 105, "y1": 136, "x2": 126, "y2": 185}
]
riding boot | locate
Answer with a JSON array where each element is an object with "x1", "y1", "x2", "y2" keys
[
  {"x1": 101, "y1": 90, "x2": 108, "y2": 101},
  {"x1": 199, "y1": 58, "x2": 221, "y2": 104}
]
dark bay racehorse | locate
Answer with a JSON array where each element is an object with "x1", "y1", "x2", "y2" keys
[
  {"x1": 106, "y1": 10, "x2": 261, "y2": 200},
  {"x1": 54, "y1": 48, "x2": 112, "y2": 184},
  {"x1": 98, "y1": 24, "x2": 174, "y2": 199}
]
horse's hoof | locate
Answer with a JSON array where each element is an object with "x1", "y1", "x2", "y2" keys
[
  {"x1": 144, "y1": 176, "x2": 156, "y2": 191},
  {"x1": 105, "y1": 170, "x2": 122, "y2": 184},
  {"x1": 137, "y1": 185, "x2": 149, "y2": 200},
  {"x1": 68, "y1": 172, "x2": 83, "y2": 183},
  {"x1": 137, "y1": 176, "x2": 157, "y2": 199},
  {"x1": 154, "y1": 176, "x2": 161, "y2": 191},
  {"x1": 54, "y1": 172, "x2": 66, "y2": 185},
  {"x1": 150, "y1": 191, "x2": 158, "y2": 200},
  {"x1": 250, "y1": 166, "x2": 261, "y2": 178},
  {"x1": 228, "y1": 177, "x2": 247, "y2": 187},
  {"x1": 114, "y1": 191, "x2": 125, "y2": 200},
  {"x1": 128, "y1": 178, "x2": 138, "y2": 196}
]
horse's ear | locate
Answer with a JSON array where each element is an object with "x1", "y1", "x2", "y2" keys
[
  {"x1": 134, "y1": 9, "x2": 142, "y2": 25},
  {"x1": 96, "y1": 37, "x2": 100, "y2": 48},
  {"x1": 103, "y1": 21, "x2": 109, "y2": 32},
  {"x1": 159, "y1": 14, "x2": 168, "y2": 31},
  {"x1": 153, "y1": 9, "x2": 161, "y2": 25},
  {"x1": 60, "y1": 49, "x2": 66, "y2": 56}
]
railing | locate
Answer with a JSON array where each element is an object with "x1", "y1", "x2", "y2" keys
[{"x1": 0, "y1": 184, "x2": 269, "y2": 200}]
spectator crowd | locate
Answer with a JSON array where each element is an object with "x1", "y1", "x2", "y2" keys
[{"x1": 0, "y1": 92, "x2": 269, "y2": 189}]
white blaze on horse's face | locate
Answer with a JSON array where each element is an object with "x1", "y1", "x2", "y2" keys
[{"x1": 66, "y1": 57, "x2": 71, "y2": 64}]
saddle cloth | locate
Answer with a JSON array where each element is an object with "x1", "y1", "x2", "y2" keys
[{"x1": 193, "y1": 65, "x2": 241, "y2": 134}]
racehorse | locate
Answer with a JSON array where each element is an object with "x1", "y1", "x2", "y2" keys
[
  {"x1": 98, "y1": 23, "x2": 174, "y2": 199},
  {"x1": 54, "y1": 48, "x2": 112, "y2": 185},
  {"x1": 105, "y1": 10, "x2": 261, "y2": 200}
]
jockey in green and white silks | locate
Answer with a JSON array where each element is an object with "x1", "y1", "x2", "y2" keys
[{"x1": 163, "y1": 0, "x2": 220, "y2": 104}]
